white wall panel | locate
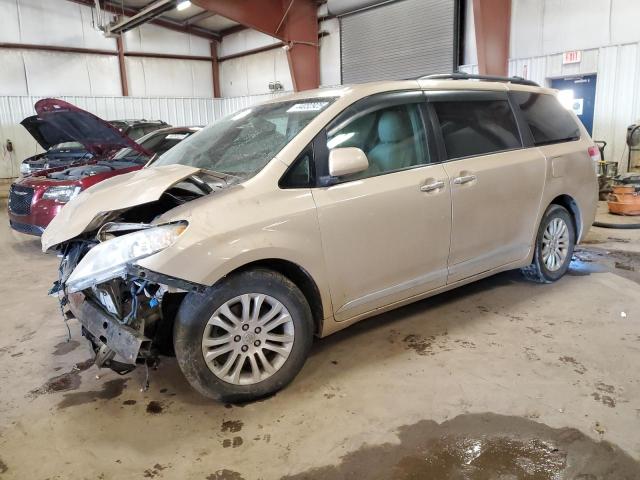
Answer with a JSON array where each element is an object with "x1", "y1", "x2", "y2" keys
[
  {"x1": 23, "y1": 51, "x2": 92, "y2": 96},
  {"x1": 124, "y1": 57, "x2": 147, "y2": 97},
  {"x1": 219, "y1": 49, "x2": 292, "y2": 97},
  {"x1": 219, "y1": 30, "x2": 279, "y2": 58},
  {"x1": 86, "y1": 55, "x2": 123, "y2": 96},
  {"x1": 0, "y1": 0, "x2": 21, "y2": 43},
  {"x1": 123, "y1": 23, "x2": 210, "y2": 56},
  {"x1": 78, "y1": 5, "x2": 120, "y2": 51},
  {"x1": 124, "y1": 57, "x2": 213, "y2": 97},
  {"x1": 509, "y1": 0, "x2": 543, "y2": 59},
  {"x1": 16, "y1": 50, "x2": 120, "y2": 96},
  {"x1": 0, "y1": 51, "x2": 28, "y2": 95},
  {"x1": 458, "y1": 64, "x2": 479, "y2": 75},
  {"x1": 593, "y1": 44, "x2": 640, "y2": 171},
  {"x1": 319, "y1": 18, "x2": 341, "y2": 86},
  {"x1": 17, "y1": 0, "x2": 84, "y2": 47},
  {"x1": 509, "y1": 0, "x2": 640, "y2": 59},
  {"x1": 462, "y1": 0, "x2": 477, "y2": 66},
  {"x1": 219, "y1": 58, "x2": 250, "y2": 98},
  {"x1": 0, "y1": 0, "x2": 214, "y2": 97},
  {"x1": 191, "y1": 61, "x2": 215, "y2": 97},
  {"x1": 542, "y1": 0, "x2": 609, "y2": 55},
  {"x1": 12, "y1": 0, "x2": 116, "y2": 50},
  {"x1": 610, "y1": 0, "x2": 640, "y2": 45},
  {"x1": 508, "y1": 56, "x2": 547, "y2": 86}
]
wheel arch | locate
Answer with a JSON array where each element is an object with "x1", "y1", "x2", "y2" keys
[
  {"x1": 549, "y1": 194, "x2": 582, "y2": 239},
  {"x1": 231, "y1": 258, "x2": 325, "y2": 337}
]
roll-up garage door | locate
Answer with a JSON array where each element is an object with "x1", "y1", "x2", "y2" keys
[{"x1": 340, "y1": 0, "x2": 457, "y2": 84}]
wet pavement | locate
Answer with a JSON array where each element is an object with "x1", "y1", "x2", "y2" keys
[
  {"x1": 1, "y1": 202, "x2": 640, "y2": 479},
  {"x1": 283, "y1": 414, "x2": 640, "y2": 479}
]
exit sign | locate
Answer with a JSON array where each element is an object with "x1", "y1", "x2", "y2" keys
[{"x1": 563, "y1": 50, "x2": 582, "y2": 64}]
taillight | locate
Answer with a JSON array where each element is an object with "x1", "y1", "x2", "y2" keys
[{"x1": 588, "y1": 145, "x2": 601, "y2": 174}]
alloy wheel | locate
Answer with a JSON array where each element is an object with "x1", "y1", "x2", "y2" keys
[
  {"x1": 541, "y1": 217, "x2": 570, "y2": 272},
  {"x1": 201, "y1": 293, "x2": 295, "y2": 385}
]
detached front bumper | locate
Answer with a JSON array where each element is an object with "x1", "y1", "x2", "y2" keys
[
  {"x1": 68, "y1": 292, "x2": 150, "y2": 366},
  {"x1": 61, "y1": 266, "x2": 207, "y2": 373}
]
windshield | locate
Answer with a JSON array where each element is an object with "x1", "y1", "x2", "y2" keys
[
  {"x1": 112, "y1": 129, "x2": 196, "y2": 163},
  {"x1": 152, "y1": 98, "x2": 335, "y2": 178}
]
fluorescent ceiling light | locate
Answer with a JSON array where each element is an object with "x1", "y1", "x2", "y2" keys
[{"x1": 177, "y1": 0, "x2": 191, "y2": 11}]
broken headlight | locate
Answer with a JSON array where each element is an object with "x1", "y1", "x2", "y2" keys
[{"x1": 65, "y1": 222, "x2": 187, "y2": 293}]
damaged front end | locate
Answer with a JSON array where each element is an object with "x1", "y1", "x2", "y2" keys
[
  {"x1": 52, "y1": 223, "x2": 205, "y2": 375},
  {"x1": 46, "y1": 167, "x2": 232, "y2": 376}
]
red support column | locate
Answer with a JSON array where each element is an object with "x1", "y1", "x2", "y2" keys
[
  {"x1": 116, "y1": 35, "x2": 129, "y2": 96},
  {"x1": 211, "y1": 41, "x2": 221, "y2": 97},
  {"x1": 282, "y1": 0, "x2": 320, "y2": 92},
  {"x1": 472, "y1": 0, "x2": 511, "y2": 76},
  {"x1": 192, "y1": 0, "x2": 319, "y2": 91}
]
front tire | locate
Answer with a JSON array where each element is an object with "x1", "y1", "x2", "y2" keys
[
  {"x1": 174, "y1": 268, "x2": 314, "y2": 402},
  {"x1": 521, "y1": 204, "x2": 575, "y2": 283}
]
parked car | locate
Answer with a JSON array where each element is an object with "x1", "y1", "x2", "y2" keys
[
  {"x1": 19, "y1": 116, "x2": 172, "y2": 176},
  {"x1": 109, "y1": 119, "x2": 171, "y2": 141},
  {"x1": 8, "y1": 99, "x2": 198, "y2": 236},
  {"x1": 42, "y1": 74, "x2": 599, "y2": 402},
  {"x1": 20, "y1": 115, "x2": 93, "y2": 176}
]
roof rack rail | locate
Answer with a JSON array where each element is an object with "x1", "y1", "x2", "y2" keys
[{"x1": 420, "y1": 72, "x2": 540, "y2": 87}]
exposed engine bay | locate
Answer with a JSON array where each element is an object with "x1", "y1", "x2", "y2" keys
[
  {"x1": 50, "y1": 171, "x2": 234, "y2": 377},
  {"x1": 47, "y1": 160, "x2": 143, "y2": 181}
]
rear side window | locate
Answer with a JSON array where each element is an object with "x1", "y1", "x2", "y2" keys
[
  {"x1": 432, "y1": 100, "x2": 521, "y2": 159},
  {"x1": 511, "y1": 92, "x2": 580, "y2": 146}
]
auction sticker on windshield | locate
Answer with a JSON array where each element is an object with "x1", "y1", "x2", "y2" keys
[{"x1": 287, "y1": 102, "x2": 329, "y2": 113}]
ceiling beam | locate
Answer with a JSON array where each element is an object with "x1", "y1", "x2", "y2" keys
[
  {"x1": 0, "y1": 42, "x2": 213, "y2": 62},
  {"x1": 183, "y1": 10, "x2": 217, "y2": 25},
  {"x1": 66, "y1": 0, "x2": 221, "y2": 40},
  {"x1": 106, "y1": 0, "x2": 177, "y2": 35},
  {"x1": 192, "y1": 0, "x2": 320, "y2": 91}
]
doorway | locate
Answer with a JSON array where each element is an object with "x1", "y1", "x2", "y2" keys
[{"x1": 551, "y1": 75, "x2": 597, "y2": 135}]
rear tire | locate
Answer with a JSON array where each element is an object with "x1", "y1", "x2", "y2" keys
[
  {"x1": 174, "y1": 268, "x2": 314, "y2": 402},
  {"x1": 521, "y1": 204, "x2": 575, "y2": 283}
]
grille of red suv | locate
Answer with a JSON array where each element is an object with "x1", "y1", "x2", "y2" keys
[{"x1": 8, "y1": 184, "x2": 34, "y2": 215}]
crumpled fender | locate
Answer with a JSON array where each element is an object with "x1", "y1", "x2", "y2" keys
[{"x1": 41, "y1": 164, "x2": 200, "y2": 252}]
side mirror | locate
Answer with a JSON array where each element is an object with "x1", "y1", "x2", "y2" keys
[{"x1": 328, "y1": 147, "x2": 369, "y2": 177}]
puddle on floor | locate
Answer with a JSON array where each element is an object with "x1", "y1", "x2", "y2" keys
[
  {"x1": 282, "y1": 413, "x2": 640, "y2": 479},
  {"x1": 571, "y1": 247, "x2": 640, "y2": 284}
]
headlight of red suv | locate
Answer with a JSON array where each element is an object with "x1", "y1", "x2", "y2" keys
[{"x1": 42, "y1": 185, "x2": 82, "y2": 203}]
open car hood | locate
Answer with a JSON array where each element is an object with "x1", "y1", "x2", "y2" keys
[
  {"x1": 20, "y1": 116, "x2": 76, "y2": 151},
  {"x1": 41, "y1": 164, "x2": 201, "y2": 252},
  {"x1": 34, "y1": 99, "x2": 150, "y2": 157}
]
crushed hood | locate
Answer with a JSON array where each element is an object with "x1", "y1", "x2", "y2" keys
[
  {"x1": 41, "y1": 164, "x2": 200, "y2": 252},
  {"x1": 21, "y1": 116, "x2": 76, "y2": 151},
  {"x1": 34, "y1": 99, "x2": 150, "y2": 157}
]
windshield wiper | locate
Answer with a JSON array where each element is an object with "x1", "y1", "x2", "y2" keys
[{"x1": 185, "y1": 175, "x2": 213, "y2": 195}]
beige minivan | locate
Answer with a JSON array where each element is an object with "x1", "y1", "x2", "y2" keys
[{"x1": 43, "y1": 74, "x2": 599, "y2": 401}]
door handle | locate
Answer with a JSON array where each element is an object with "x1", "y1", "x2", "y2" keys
[
  {"x1": 420, "y1": 180, "x2": 445, "y2": 192},
  {"x1": 453, "y1": 174, "x2": 477, "y2": 185}
]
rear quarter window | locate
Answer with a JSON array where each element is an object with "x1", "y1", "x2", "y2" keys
[
  {"x1": 432, "y1": 100, "x2": 521, "y2": 159},
  {"x1": 511, "y1": 92, "x2": 580, "y2": 146}
]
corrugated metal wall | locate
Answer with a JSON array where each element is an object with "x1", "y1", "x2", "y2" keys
[
  {"x1": 340, "y1": 0, "x2": 455, "y2": 83},
  {"x1": 0, "y1": 92, "x2": 288, "y2": 179},
  {"x1": 460, "y1": 42, "x2": 640, "y2": 172},
  {"x1": 0, "y1": 0, "x2": 215, "y2": 97}
]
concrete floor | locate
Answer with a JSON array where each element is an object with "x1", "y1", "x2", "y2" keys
[{"x1": 1, "y1": 202, "x2": 640, "y2": 479}]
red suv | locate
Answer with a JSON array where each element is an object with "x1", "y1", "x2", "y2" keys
[{"x1": 8, "y1": 99, "x2": 199, "y2": 236}]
